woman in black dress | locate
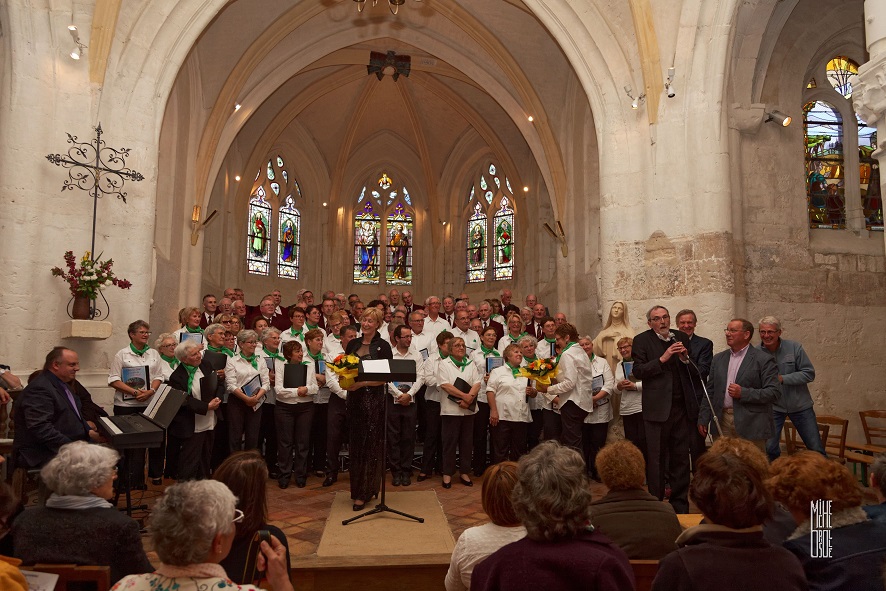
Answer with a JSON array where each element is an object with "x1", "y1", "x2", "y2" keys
[{"x1": 345, "y1": 307, "x2": 393, "y2": 510}]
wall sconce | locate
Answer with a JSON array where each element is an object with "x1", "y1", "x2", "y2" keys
[
  {"x1": 543, "y1": 220, "x2": 568, "y2": 257},
  {"x1": 625, "y1": 85, "x2": 646, "y2": 110},
  {"x1": 190, "y1": 206, "x2": 219, "y2": 245},
  {"x1": 764, "y1": 110, "x2": 792, "y2": 127}
]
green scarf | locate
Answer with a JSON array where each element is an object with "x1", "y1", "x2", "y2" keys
[
  {"x1": 207, "y1": 344, "x2": 234, "y2": 357},
  {"x1": 240, "y1": 353, "x2": 258, "y2": 369},
  {"x1": 481, "y1": 345, "x2": 500, "y2": 356},
  {"x1": 305, "y1": 322, "x2": 320, "y2": 331},
  {"x1": 186, "y1": 325, "x2": 204, "y2": 334},
  {"x1": 506, "y1": 361, "x2": 521, "y2": 378},
  {"x1": 160, "y1": 353, "x2": 179, "y2": 370},
  {"x1": 263, "y1": 347, "x2": 284, "y2": 361},
  {"x1": 524, "y1": 355, "x2": 538, "y2": 363},
  {"x1": 183, "y1": 363, "x2": 199, "y2": 393},
  {"x1": 450, "y1": 355, "x2": 471, "y2": 371},
  {"x1": 544, "y1": 337, "x2": 556, "y2": 344},
  {"x1": 129, "y1": 343, "x2": 150, "y2": 356},
  {"x1": 508, "y1": 332, "x2": 527, "y2": 342},
  {"x1": 289, "y1": 327, "x2": 303, "y2": 339},
  {"x1": 556, "y1": 342, "x2": 576, "y2": 364},
  {"x1": 307, "y1": 350, "x2": 324, "y2": 361}
]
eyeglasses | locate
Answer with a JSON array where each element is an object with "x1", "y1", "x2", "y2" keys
[
  {"x1": 232, "y1": 509, "x2": 244, "y2": 524},
  {"x1": 160, "y1": 343, "x2": 176, "y2": 348},
  {"x1": 724, "y1": 328, "x2": 746, "y2": 334},
  {"x1": 135, "y1": 331, "x2": 152, "y2": 336},
  {"x1": 649, "y1": 314, "x2": 670, "y2": 322},
  {"x1": 759, "y1": 330, "x2": 779, "y2": 336},
  {"x1": 243, "y1": 340, "x2": 258, "y2": 345}
]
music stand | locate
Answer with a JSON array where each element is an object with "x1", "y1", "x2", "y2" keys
[{"x1": 343, "y1": 359, "x2": 425, "y2": 526}]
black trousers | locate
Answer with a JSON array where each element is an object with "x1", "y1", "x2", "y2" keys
[
  {"x1": 582, "y1": 422, "x2": 609, "y2": 478},
  {"x1": 325, "y1": 394, "x2": 347, "y2": 475},
  {"x1": 490, "y1": 420, "x2": 528, "y2": 463},
  {"x1": 527, "y1": 409, "x2": 543, "y2": 450},
  {"x1": 227, "y1": 396, "x2": 262, "y2": 452},
  {"x1": 542, "y1": 408, "x2": 562, "y2": 442},
  {"x1": 169, "y1": 430, "x2": 213, "y2": 481},
  {"x1": 441, "y1": 414, "x2": 474, "y2": 476},
  {"x1": 645, "y1": 399, "x2": 691, "y2": 513},
  {"x1": 415, "y1": 386, "x2": 428, "y2": 443},
  {"x1": 210, "y1": 403, "x2": 229, "y2": 472},
  {"x1": 309, "y1": 402, "x2": 329, "y2": 473},
  {"x1": 275, "y1": 401, "x2": 314, "y2": 480},
  {"x1": 559, "y1": 400, "x2": 589, "y2": 451},
  {"x1": 114, "y1": 405, "x2": 164, "y2": 486},
  {"x1": 471, "y1": 401, "x2": 491, "y2": 475},
  {"x1": 421, "y1": 399, "x2": 442, "y2": 475},
  {"x1": 387, "y1": 399, "x2": 417, "y2": 475},
  {"x1": 258, "y1": 403, "x2": 278, "y2": 473},
  {"x1": 622, "y1": 412, "x2": 648, "y2": 464}
]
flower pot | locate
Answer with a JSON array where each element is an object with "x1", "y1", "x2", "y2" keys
[{"x1": 72, "y1": 295, "x2": 92, "y2": 320}]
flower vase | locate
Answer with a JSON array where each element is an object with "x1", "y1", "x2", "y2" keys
[{"x1": 72, "y1": 295, "x2": 92, "y2": 320}]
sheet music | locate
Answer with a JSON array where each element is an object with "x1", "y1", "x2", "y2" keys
[
  {"x1": 21, "y1": 570, "x2": 59, "y2": 591},
  {"x1": 144, "y1": 384, "x2": 170, "y2": 420},
  {"x1": 419, "y1": 348, "x2": 430, "y2": 361},
  {"x1": 99, "y1": 416, "x2": 122, "y2": 435},
  {"x1": 592, "y1": 374, "x2": 604, "y2": 393},
  {"x1": 361, "y1": 359, "x2": 389, "y2": 373}
]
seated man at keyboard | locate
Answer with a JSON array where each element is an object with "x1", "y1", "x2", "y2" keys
[{"x1": 13, "y1": 347, "x2": 103, "y2": 470}]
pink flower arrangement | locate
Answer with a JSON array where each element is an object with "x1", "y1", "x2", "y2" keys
[{"x1": 51, "y1": 250, "x2": 132, "y2": 299}]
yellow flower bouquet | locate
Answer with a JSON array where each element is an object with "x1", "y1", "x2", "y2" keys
[
  {"x1": 518, "y1": 357, "x2": 559, "y2": 386},
  {"x1": 329, "y1": 353, "x2": 361, "y2": 389}
]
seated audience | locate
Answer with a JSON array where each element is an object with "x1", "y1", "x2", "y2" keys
[
  {"x1": 11, "y1": 441, "x2": 152, "y2": 583},
  {"x1": 470, "y1": 440, "x2": 634, "y2": 591},
  {"x1": 0, "y1": 482, "x2": 25, "y2": 588},
  {"x1": 652, "y1": 448, "x2": 806, "y2": 591},
  {"x1": 768, "y1": 451, "x2": 886, "y2": 591},
  {"x1": 590, "y1": 440, "x2": 681, "y2": 559},
  {"x1": 445, "y1": 462, "x2": 526, "y2": 591},
  {"x1": 114, "y1": 480, "x2": 293, "y2": 591},
  {"x1": 865, "y1": 454, "x2": 886, "y2": 521},
  {"x1": 213, "y1": 451, "x2": 291, "y2": 584}
]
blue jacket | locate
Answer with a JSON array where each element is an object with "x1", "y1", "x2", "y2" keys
[{"x1": 758, "y1": 339, "x2": 815, "y2": 413}]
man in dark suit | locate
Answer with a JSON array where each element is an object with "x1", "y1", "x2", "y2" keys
[
  {"x1": 631, "y1": 305, "x2": 701, "y2": 513},
  {"x1": 199, "y1": 294, "x2": 218, "y2": 329},
  {"x1": 402, "y1": 291, "x2": 424, "y2": 315},
  {"x1": 247, "y1": 296, "x2": 290, "y2": 331},
  {"x1": 698, "y1": 319, "x2": 780, "y2": 449},
  {"x1": 676, "y1": 309, "x2": 713, "y2": 468},
  {"x1": 12, "y1": 347, "x2": 101, "y2": 469},
  {"x1": 477, "y1": 301, "x2": 505, "y2": 343}
]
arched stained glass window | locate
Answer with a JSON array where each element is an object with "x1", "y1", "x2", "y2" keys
[
  {"x1": 278, "y1": 195, "x2": 301, "y2": 279},
  {"x1": 354, "y1": 201, "x2": 382, "y2": 284},
  {"x1": 466, "y1": 202, "x2": 487, "y2": 283},
  {"x1": 826, "y1": 57, "x2": 858, "y2": 99},
  {"x1": 465, "y1": 162, "x2": 518, "y2": 283},
  {"x1": 804, "y1": 100, "x2": 844, "y2": 228},
  {"x1": 386, "y1": 202, "x2": 413, "y2": 284},
  {"x1": 246, "y1": 154, "x2": 303, "y2": 277},
  {"x1": 493, "y1": 196, "x2": 515, "y2": 280},
  {"x1": 247, "y1": 187, "x2": 271, "y2": 275}
]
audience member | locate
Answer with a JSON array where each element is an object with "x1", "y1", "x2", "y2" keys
[
  {"x1": 470, "y1": 440, "x2": 634, "y2": 591},
  {"x1": 445, "y1": 462, "x2": 526, "y2": 591},
  {"x1": 11, "y1": 442, "x2": 152, "y2": 583},
  {"x1": 651, "y1": 448, "x2": 806, "y2": 591},
  {"x1": 590, "y1": 440, "x2": 681, "y2": 559},
  {"x1": 865, "y1": 454, "x2": 886, "y2": 521}
]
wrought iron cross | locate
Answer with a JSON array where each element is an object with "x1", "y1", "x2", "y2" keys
[{"x1": 46, "y1": 123, "x2": 145, "y2": 257}]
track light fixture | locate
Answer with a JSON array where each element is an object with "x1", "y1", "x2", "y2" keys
[
  {"x1": 764, "y1": 110, "x2": 792, "y2": 127},
  {"x1": 68, "y1": 24, "x2": 87, "y2": 61},
  {"x1": 624, "y1": 85, "x2": 646, "y2": 110},
  {"x1": 353, "y1": 0, "x2": 421, "y2": 15},
  {"x1": 665, "y1": 67, "x2": 676, "y2": 98}
]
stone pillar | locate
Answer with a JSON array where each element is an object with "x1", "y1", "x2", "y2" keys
[{"x1": 855, "y1": 0, "x2": 886, "y2": 251}]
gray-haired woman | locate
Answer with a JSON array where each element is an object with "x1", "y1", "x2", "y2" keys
[
  {"x1": 470, "y1": 441, "x2": 634, "y2": 590},
  {"x1": 113, "y1": 480, "x2": 293, "y2": 591},
  {"x1": 11, "y1": 441, "x2": 152, "y2": 583},
  {"x1": 225, "y1": 330, "x2": 270, "y2": 452}
]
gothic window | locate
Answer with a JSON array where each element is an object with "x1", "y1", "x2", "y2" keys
[
  {"x1": 804, "y1": 56, "x2": 882, "y2": 230},
  {"x1": 465, "y1": 162, "x2": 517, "y2": 283},
  {"x1": 353, "y1": 171, "x2": 415, "y2": 286},
  {"x1": 246, "y1": 154, "x2": 303, "y2": 277}
]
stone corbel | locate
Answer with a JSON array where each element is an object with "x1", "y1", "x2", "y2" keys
[
  {"x1": 851, "y1": 56, "x2": 886, "y2": 126},
  {"x1": 728, "y1": 103, "x2": 766, "y2": 135}
]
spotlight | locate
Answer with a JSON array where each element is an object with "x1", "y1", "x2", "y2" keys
[
  {"x1": 523, "y1": 186, "x2": 529, "y2": 192},
  {"x1": 527, "y1": 115, "x2": 534, "y2": 122},
  {"x1": 67, "y1": 24, "x2": 78, "y2": 32},
  {"x1": 234, "y1": 104, "x2": 241, "y2": 112},
  {"x1": 70, "y1": 48, "x2": 81, "y2": 60},
  {"x1": 322, "y1": 202, "x2": 328, "y2": 207},
  {"x1": 765, "y1": 110, "x2": 792, "y2": 127},
  {"x1": 68, "y1": 25, "x2": 86, "y2": 61},
  {"x1": 631, "y1": 97, "x2": 640, "y2": 110},
  {"x1": 665, "y1": 67, "x2": 676, "y2": 98},
  {"x1": 234, "y1": 175, "x2": 241, "y2": 182},
  {"x1": 624, "y1": 85, "x2": 646, "y2": 110}
]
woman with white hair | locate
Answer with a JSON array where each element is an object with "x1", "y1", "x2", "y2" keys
[
  {"x1": 11, "y1": 441, "x2": 152, "y2": 583},
  {"x1": 225, "y1": 330, "x2": 270, "y2": 453},
  {"x1": 114, "y1": 480, "x2": 293, "y2": 591},
  {"x1": 154, "y1": 332, "x2": 180, "y2": 381}
]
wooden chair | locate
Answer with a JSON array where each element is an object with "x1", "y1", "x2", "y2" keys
[
  {"x1": 630, "y1": 560, "x2": 659, "y2": 591},
  {"x1": 845, "y1": 410, "x2": 886, "y2": 483},
  {"x1": 21, "y1": 564, "x2": 110, "y2": 591},
  {"x1": 815, "y1": 415, "x2": 848, "y2": 462},
  {"x1": 783, "y1": 420, "x2": 829, "y2": 455}
]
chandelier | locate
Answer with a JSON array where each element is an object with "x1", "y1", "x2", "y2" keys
[{"x1": 353, "y1": 0, "x2": 421, "y2": 15}]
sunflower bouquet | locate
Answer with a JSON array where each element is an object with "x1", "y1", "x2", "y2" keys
[
  {"x1": 329, "y1": 353, "x2": 361, "y2": 389},
  {"x1": 518, "y1": 357, "x2": 559, "y2": 386}
]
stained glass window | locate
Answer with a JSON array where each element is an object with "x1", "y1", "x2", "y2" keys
[
  {"x1": 354, "y1": 201, "x2": 382, "y2": 284},
  {"x1": 466, "y1": 202, "x2": 487, "y2": 283},
  {"x1": 804, "y1": 101, "x2": 845, "y2": 228},
  {"x1": 826, "y1": 57, "x2": 859, "y2": 99},
  {"x1": 267, "y1": 160, "x2": 275, "y2": 181},
  {"x1": 493, "y1": 196, "x2": 515, "y2": 280},
  {"x1": 859, "y1": 115, "x2": 883, "y2": 229},
  {"x1": 247, "y1": 187, "x2": 271, "y2": 275},
  {"x1": 386, "y1": 202, "x2": 413, "y2": 285},
  {"x1": 403, "y1": 187, "x2": 412, "y2": 205},
  {"x1": 278, "y1": 195, "x2": 300, "y2": 279}
]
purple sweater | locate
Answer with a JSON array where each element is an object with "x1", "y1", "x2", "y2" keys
[{"x1": 470, "y1": 529, "x2": 635, "y2": 591}]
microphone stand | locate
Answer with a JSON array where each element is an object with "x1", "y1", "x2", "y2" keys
[{"x1": 683, "y1": 354, "x2": 722, "y2": 439}]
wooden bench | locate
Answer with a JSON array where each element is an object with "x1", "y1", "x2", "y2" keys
[{"x1": 21, "y1": 564, "x2": 110, "y2": 591}]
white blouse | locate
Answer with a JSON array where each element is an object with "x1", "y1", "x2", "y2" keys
[
  {"x1": 486, "y1": 365, "x2": 531, "y2": 423},
  {"x1": 584, "y1": 354, "x2": 616, "y2": 424},
  {"x1": 536, "y1": 338, "x2": 558, "y2": 360},
  {"x1": 436, "y1": 356, "x2": 481, "y2": 416},
  {"x1": 545, "y1": 344, "x2": 595, "y2": 414},
  {"x1": 273, "y1": 359, "x2": 318, "y2": 405},
  {"x1": 108, "y1": 347, "x2": 164, "y2": 407},
  {"x1": 616, "y1": 360, "x2": 643, "y2": 416},
  {"x1": 470, "y1": 348, "x2": 501, "y2": 404},
  {"x1": 420, "y1": 352, "x2": 444, "y2": 403},
  {"x1": 444, "y1": 523, "x2": 527, "y2": 591},
  {"x1": 185, "y1": 366, "x2": 216, "y2": 433},
  {"x1": 224, "y1": 354, "x2": 271, "y2": 403}
]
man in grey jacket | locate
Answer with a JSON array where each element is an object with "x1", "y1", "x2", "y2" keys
[{"x1": 758, "y1": 316, "x2": 825, "y2": 460}]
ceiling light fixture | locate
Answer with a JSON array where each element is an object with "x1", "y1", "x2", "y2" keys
[
  {"x1": 353, "y1": 0, "x2": 421, "y2": 15},
  {"x1": 68, "y1": 24, "x2": 87, "y2": 61},
  {"x1": 234, "y1": 104, "x2": 241, "y2": 112},
  {"x1": 234, "y1": 175, "x2": 241, "y2": 182},
  {"x1": 665, "y1": 67, "x2": 676, "y2": 98},
  {"x1": 764, "y1": 110, "x2": 792, "y2": 127},
  {"x1": 624, "y1": 85, "x2": 646, "y2": 110},
  {"x1": 527, "y1": 115, "x2": 534, "y2": 122},
  {"x1": 523, "y1": 186, "x2": 529, "y2": 192}
]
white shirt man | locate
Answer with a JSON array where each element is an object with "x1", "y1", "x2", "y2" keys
[
  {"x1": 451, "y1": 311, "x2": 481, "y2": 355},
  {"x1": 423, "y1": 296, "x2": 450, "y2": 336},
  {"x1": 409, "y1": 312, "x2": 438, "y2": 359}
]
